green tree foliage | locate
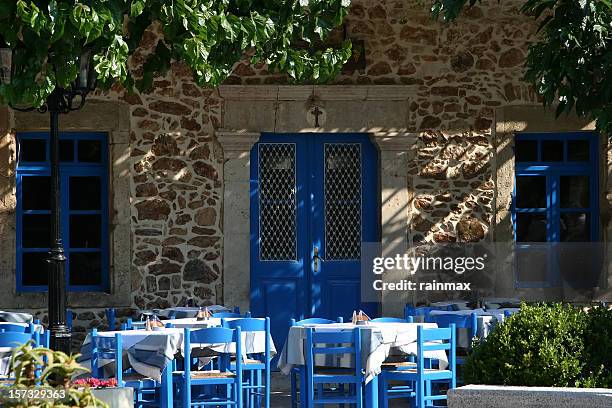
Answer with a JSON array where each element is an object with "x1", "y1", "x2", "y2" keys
[
  {"x1": 431, "y1": 0, "x2": 612, "y2": 133},
  {"x1": 464, "y1": 304, "x2": 612, "y2": 388},
  {"x1": 0, "y1": 0, "x2": 352, "y2": 107}
]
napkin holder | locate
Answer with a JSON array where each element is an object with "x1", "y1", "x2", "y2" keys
[
  {"x1": 352, "y1": 310, "x2": 371, "y2": 325},
  {"x1": 145, "y1": 315, "x2": 164, "y2": 330},
  {"x1": 196, "y1": 307, "x2": 212, "y2": 321}
]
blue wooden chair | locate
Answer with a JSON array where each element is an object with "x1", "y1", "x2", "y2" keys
[
  {"x1": 0, "y1": 332, "x2": 40, "y2": 386},
  {"x1": 0, "y1": 331, "x2": 34, "y2": 348},
  {"x1": 289, "y1": 317, "x2": 343, "y2": 408},
  {"x1": 305, "y1": 327, "x2": 364, "y2": 407},
  {"x1": 105, "y1": 308, "x2": 116, "y2": 331},
  {"x1": 214, "y1": 311, "x2": 251, "y2": 318},
  {"x1": 425, "y1": 312, "x2": 477, "y2": 371},
  {"x1": 404, "y1": 305, "x2": 451, "y2": 321},
  {"x1": 120, "y1": 317, "x2": 134, "y2": 330},
  {"x1": 0, "y1": 324, "x2": 29, "y2": 333},
  {"x1": 378, "y1": 325, "x2": 456, "y2": 408},
  {"x1": 176, "y1": 327, "x2": 243, "y2": 408},
  {"x1": 29, "y1": 321, "x2": 49, "y2": 348},
  {"x1": 90, "y1": 329, "x2": 171, "y2": 407},
  {"x1": 222, "y1": 317, "x2": 270, "y2": 408},
  {"x1": 66, "y1": 310, "x2": 73, "y2": 330},
  {"x1": 371, "y1": 317, "x2": 409, "y2": 323}
]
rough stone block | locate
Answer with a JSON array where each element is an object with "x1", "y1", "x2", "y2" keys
[{"x1": 448, "y1": 385, "x2": 612, "y2": 408}]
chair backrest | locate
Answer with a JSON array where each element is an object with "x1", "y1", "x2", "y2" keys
[
  {"x1": 183, "y1": 327, "x2": 242, "y2": 396},
  {"x1": 222, "y1": 318, "x2": 271, "y2": 369},
  {"x1": 66, "y1": 310, "x2": 73, "y2": 329},
  {"x1": 106, "y1": 308, "x2": 116, "y2": 331},
  {"x1": 120, "y1": 318, "x2": 133, "y2": 330},
  {"x1": 426, "y1": 313, "x2": 478, "y2": 340},
  {"x1": 405, "y1": 305, "x2": 448, "y2": 319},
  {"x1": 290, "y1": 317, "x2": 342, "y2": 326},
  {"x1": 90, "y1": 329, "x2": 123, "y2": 384},
  {"x1": 305, "y1": 328, "x2": 362, "y2": 379},
  {"x1": 416, "y1": 324, "x2": 456, "y2": 388},
  {"x1": 222, "y1": 317, "x2": 268, "y2": 332},
  {"x1": 0, "y1": 331, "x2": 33, "y2": 348},
  {"x1": 0, "y1": 324, "x2": 28, "y2": 333},
  {"x1": 213, "y1": 311, "x2": 250, "y2": 318},
  {"x1": 371, "y1": 317, "x2": 408, "y2": 323}
]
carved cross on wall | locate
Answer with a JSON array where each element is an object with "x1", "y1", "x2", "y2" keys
[{"x1": 311, "y1": 105, "x2": 323, "y2": 127}]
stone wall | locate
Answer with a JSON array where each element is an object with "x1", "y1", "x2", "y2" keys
[
  {"x1": 124, "y1": 73, "x2": 224, "y2": 311},
  {"x1": 228, "y1": 0, "x2": 538, "y2": 244}
]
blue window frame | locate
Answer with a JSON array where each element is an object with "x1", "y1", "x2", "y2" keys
[
  {"x1": 512, "y1": 131, "x2": 599, "y2": 288},
  {"x1": 16, "y1": 132, "x2": 109, "y2": 292}
]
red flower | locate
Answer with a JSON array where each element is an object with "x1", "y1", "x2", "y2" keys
[{"x1": 72, "y1": 377, "x2": 118, "y2": 388}]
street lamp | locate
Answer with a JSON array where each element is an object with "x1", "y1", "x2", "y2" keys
[{"x1": 1, "y1": 48, "x2": 97, "y2": 354}]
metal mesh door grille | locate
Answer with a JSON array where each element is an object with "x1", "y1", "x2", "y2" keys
[
  {"x1": 324, "y1": 144, "x2": 362, "y2": 260},
  {"x1": 258, "y1": 143, "x2": 297, "y2": 261}
]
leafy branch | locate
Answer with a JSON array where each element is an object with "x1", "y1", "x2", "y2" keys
[
  {"x1": 0, "y1": 0, "x2": 352, "y2": 107},
  {"x1": 430, "y1": 0, "x2": 612, "y2": 134}
]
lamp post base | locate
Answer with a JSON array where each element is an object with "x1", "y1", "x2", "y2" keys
[{"x1": 49, "y1": 326, "x2": 71, "y2": 355}]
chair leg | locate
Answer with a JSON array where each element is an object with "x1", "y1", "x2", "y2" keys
[
  {"x1": 417, "y1": 378, "x2": 425, "y2": 408},
  {"x1": 256, "y1": 369, "x2": 262, "y2": 408},
  {"x1": 299, "y1": 367, "x2": 308, "y2": 408},
  {"x1": 356, "y1": 380, "x2": 363, "y2": 408},
  {"x1": 250, "y1": 370, "x2": 256, "y2": 408},
  {"x1": 378, "y1": 374, "x2": 387, "y2": 408},
  {"x1": 291, "y1": 370, "x2": 297, "y2": 408}
]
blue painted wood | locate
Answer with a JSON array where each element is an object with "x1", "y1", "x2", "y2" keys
[
  {"x1": 250, "y1": 134, "x2": 309, "y2": 366},
  {"x1": 513, "y1": 132, "x2": 599, "y2": 288},
  {"x1": 289, "y1": 317, "x2": 342, "y2": 408},
  {"x1": 181, "y1": 327, "x2": 242, "y2": 408},
  {"x1": 91, "y1": 330, "x2": 170, "y2": 406},
  {"x1": 371, "y1": 317, "x2": 408, "y2": 323},
  {"x1": 378, "y1": 324, "x2": 456, "y2": 408},
  {"x1": 15, "y1": 132, "x2": 109, "y2": 292},
  {"x1": 66, "y1": 310, "x2": 73, "y2": 329},
  {"x1": 425, "y1": 313, "x2": 478, "y2": 340},
  {"x1": 310, "y1": 134, "x2": 378, "y2": 321},
  {"x1": 250, "y1": 133, "x2": 379, "y2": 363},
  {"x1": 0, "y1": 331, "x2": 34, "y2": 347},
  {"x1": 213, "y1": 311, "x2": 248, "y2": 318},
  {"x1": 105, "y1": 308, "x2": 116, "y2": 331},
  {"x1": 222, "y1": 318, "x2": 271, "y2": 408},
  {"x1": 0, "y1": 324, "x2": 28, "y2": 333},
  {"x1": 305, "y1": 327, "x2": 363, "y2": 407}
]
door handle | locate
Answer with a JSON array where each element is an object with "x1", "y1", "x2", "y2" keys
[{"x1": 313, "y1": 246, "x2": 322, "y2": 272}]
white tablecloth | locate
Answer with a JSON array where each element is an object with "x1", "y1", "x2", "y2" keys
[
  {"x1": 80, "y1": 326, "x2": 276, "y2": 381},
  {"x1": 0, "y1": 311, "x2": 34, "y2": 323},
  {"x1": 277, "y1": 322, "x2": 448, "y2": 383},
  {"x1": 132, "y1": 317, "x2": 226, "y2": 329},
  {"x1": 140, "y1": 305, "x2": 230, "y2": 319}
]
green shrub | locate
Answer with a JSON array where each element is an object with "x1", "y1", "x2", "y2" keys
[
  {"x1": 583, "y1": 306, "x2": 612, "y2": 387},
  {"x1": 464, "y1": 303, "x2": 606, "y2": 387}
]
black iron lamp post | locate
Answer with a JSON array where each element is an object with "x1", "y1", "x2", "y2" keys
[{"x1": 1, "y1": 49, "x2": 97, "y2": 354}]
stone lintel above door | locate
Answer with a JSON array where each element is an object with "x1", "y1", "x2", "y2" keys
[
  {"x1": 218, "y1": 85, "x2": 414, "y2": 134},
  {"x1": 218, "y1": 85, "x2": 416, "y2": 315}
]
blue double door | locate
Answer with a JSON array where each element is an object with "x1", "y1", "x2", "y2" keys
[{"x1": 250, "y1": 133, "x2": 379, "y2": 350}]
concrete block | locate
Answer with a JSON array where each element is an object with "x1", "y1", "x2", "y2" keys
[
  {"x1": 90, "y1": 387, "x2": 134, "y2": 407},
  {"x1": 448, "y1": 385, "x2": 612, "y2": 408}
]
